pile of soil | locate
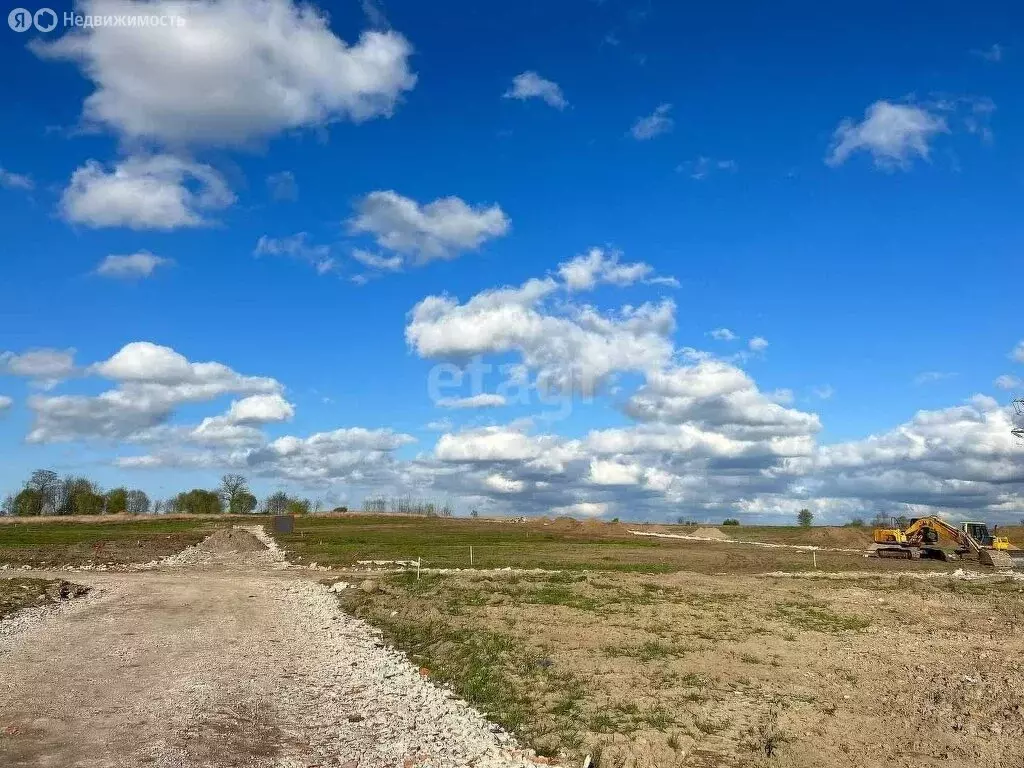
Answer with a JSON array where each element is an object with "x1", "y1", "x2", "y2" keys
[
  {"x1": 692, "y1": 526, "x2": 732, "y2": 540},
  {"x1": 0, "y1": 578, "x2": 89, "y2": 620},
  {"x1": 803, "y1": 527, "x2": 874, "y2": 548},
  {"x1": 195, "y1": 528, "x2": 268, "y2": 554},
  {"x1": 585, "y1": 518, "x2": 631, "y2": 537}
]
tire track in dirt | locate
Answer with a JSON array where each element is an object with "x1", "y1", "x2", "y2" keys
[{"x1": 629, "y1": 528, "x2": 867, "y2": 553}]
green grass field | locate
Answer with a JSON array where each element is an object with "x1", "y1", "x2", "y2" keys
[
  {"x1": 0, "y1": 516, "x2": 223, "y2": 566},
  {"x1": 2, "y1": 512, "x2": 996, "y2": 574},
  {"x1": 277, "y1": 515, "x2": 937, "y2": 575}
]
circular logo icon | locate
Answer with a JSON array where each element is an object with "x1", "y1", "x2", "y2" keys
[
  {"x1": 34, "y1": 7, "x2": 58, "y2": 32},
  {"x1": 8, "y1": 8, "x2": 33, "y2": 32}
]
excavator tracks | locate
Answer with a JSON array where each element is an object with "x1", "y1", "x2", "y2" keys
[
  {"x1": 869, "y1": 544, "x2": 921, "y2": 560},
  {"x1": 876, "y1": 548, "x2": 913, "y2": 560}
]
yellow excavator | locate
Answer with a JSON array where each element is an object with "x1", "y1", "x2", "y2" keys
[{"x1": 870, "y1": 516, "x2": 1024, "y2": 569}]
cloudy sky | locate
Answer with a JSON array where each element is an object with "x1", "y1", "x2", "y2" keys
[{"x1": 1, "y1": 0, "x2": 1023, "y2": 522}]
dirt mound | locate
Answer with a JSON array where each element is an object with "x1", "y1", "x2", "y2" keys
[
  {"x1": 804, "y1": 526, "x2": 873, "y2": 548},
  {"x1": 588, "y1": 519, "x2": 632, "y2": 537},
  {"x1": 194, "y1": 528, "x2": 268, "y2": 554},
  {"x1": 692, "y1": 526, "x2": 732, "y2": 540},
  {"x1": 154, "y1": 525, "x2": 284, "y2": 568}
]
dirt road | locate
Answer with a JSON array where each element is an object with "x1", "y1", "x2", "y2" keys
[{"x1": 0, "y1": 533, "x2": 527, "y2": 768}]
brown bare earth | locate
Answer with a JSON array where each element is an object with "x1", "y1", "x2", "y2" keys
[
  {"x1": 343, "y1": 568, "x2": 1024, "y2": 768},
  {"x1": 689, "y1": 527, "x2": 732, "y2": 540},
  {"x1": 0, "y1": 516, "x2": 219, "y2": 568},
  {"x1": 3, "y1": 516, "x2": 1024, "y2": 768},
  {"x1": 0, "y1": 577, "x2": 89, "y2": 619}
]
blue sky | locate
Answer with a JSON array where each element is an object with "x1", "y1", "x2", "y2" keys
[{"x1": 1, "y1": 0, "x2": 1022, "y2": 521}]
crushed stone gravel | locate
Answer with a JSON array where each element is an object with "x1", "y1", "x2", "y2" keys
[{"x1": 0, "y1": 526, "x2": 539, "y2": 768}]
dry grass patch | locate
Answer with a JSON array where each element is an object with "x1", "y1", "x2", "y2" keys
[{"x1": 336, "y1": 567, "x2": 1024, "y2": 768}]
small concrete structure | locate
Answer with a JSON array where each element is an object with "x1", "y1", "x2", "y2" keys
[{"x1": 272, "y1": 514, "x2": 295, "y2": 534}]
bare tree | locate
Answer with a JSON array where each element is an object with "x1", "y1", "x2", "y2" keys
[
  {"x1": 219, "y1": 474, "x2": 251, "y2": 515},
  {"x1": 126, "y1": 490, "x2": 151, "y2": 515},
  {"x1": 263, "y1": 491, "x2": 289, "y2": 515},
  {"x1": 27, "y1": 469, "x2": 60, "y2": 515}
]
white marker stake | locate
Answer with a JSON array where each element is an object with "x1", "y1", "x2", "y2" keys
[
  {"x1": 470, "y1": 546, "x2": 474, "y2": 566},
  {"x1": 417, "y1": 557, "x2": 421, "y2": 581},
  {"x1": 813, "y1": 551, "x2": 817, "y2": 569}
]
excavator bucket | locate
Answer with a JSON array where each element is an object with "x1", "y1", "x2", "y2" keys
[{"x1": 979, "y1": 548, "x2": 1024, "y2": 570}]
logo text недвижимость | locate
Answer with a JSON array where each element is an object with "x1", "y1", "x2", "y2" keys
[{"x1": 9, "y1": 7, "x2": 186, "y2": 33}]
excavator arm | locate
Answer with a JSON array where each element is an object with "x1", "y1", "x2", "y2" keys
[
  {"x1": 904, "y1": 516, "x2": 975, "y2": 552},
  {"x1": 870, "y1": 516, "x2": 1022, "y2": 569}
]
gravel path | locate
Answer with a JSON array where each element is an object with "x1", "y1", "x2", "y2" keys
[{"x1": 0, "y1": 530, "x2": 531, "y2": 768}]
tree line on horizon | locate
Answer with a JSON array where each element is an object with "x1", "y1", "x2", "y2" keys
[
  {"x1": 0, "y1": 470, "x2": 316, "y2": 518},
  {"x1": 363, "y1": 495, "x2": 454, "y2": 517}
]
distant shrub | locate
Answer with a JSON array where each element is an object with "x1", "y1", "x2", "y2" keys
[
  {"x1": 722, "y1": 518, "x2": 740, "y2": 526},
  {"x1": 172, "y1": 488, "x2": 223, "y2": 515},
  {"x1": 845, "y1": 518, "x2": 865, "y2": 527},
  {"x1": 286, "y1": 498, "x2": 311, "y2": 516}
]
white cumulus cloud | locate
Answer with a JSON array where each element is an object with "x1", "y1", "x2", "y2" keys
[
  {"x1": 0, "y1": 348, "x2": 76, "y2": 389},
  {"x1": 552, "y1": 501, "x2": 609, "y2": 518},
  {"x1": 243, "y1": 427, "x2": 416, "y2": 484},
  {"x1": 406, "y1": 271, "x2": 675, "y2": 394},
  {"x1": 588, "y1": 458, "x2": 643, "y2": 486},
  {"x1": 436, "y1": 393, "x2": 507, "y2": 409},
  {"x1": 797, "y1": 396, "x2": 1024, "y2": 517},
  {"x1": 0, "y1": 167, "x2": 33, "y2": 191},
  {"x1": 350, "y1": 190, "x2": 510, "y2": 263},
  {"x1": 95, "y1": 251, "x2": 172, "y2": 279},
  {"x1": 27, "y1": 342, "x2": 284, "y2": 444},
  {"x1": 352, "y1": 249, "x2": 403, "y2": 272},
  {"x1": 630, "y1": 103, "x2": 673, "y2": 140},
  {"x1": 61, "y1": 155, "x2": 234, "y2": 230},
  {"x1": 748, "y1": 336, "x2": 769, "y2": 352},
  {"x1": 255, "y1": 233, "x2": 336, "y2": 275},
  {"x1": 503, "y1": 71, "x2": 567, "y2": 109},
  {"x1": 682, "y1": 156, "x2": 737, "y2": 180},
  {"x1": 31, "y1": 0, "x2": 416, "y2": 146},
  {"x1": 827, "y1": 101, "x2": 948, "y2": 169},
  {"x1": 484, "y1": 473, "x2": 525, "y2": 494},
  {"x1": 1012, "y1": 340, "x2": 1024, "y2": 363},
  {"x1": 558, "y1": 248, "x2": 674, "y2": 291},
  {"x1": 624, "y1": 360, "x2": 821, "y2": 440},
  {"x1": 994, "y1": 375, "x2": 1021, "y2": 391},
  {"x1": 226, "y1": 393, "x2": 295, "y2": 425}
]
